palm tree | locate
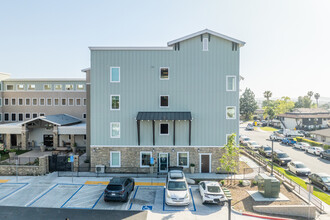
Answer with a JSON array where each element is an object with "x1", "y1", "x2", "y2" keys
[
  {"x1": 314, "y1": 93, "x2": 320, "y2": 107},
  {"x1": 264, "y1": 91, "x2": 272, "y2": 102},
  {"x1": 307, "y1": 91, "x2": 314, "y2": 99}
]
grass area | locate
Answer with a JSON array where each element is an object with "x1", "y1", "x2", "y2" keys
[
  {"x1": 259, "y1": 127, "x2": 278, "y2": 132},
  {"x1": 0, "y1": 150, "x2": 30, "y2": 161}
]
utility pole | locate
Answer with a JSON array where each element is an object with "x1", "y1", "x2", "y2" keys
[{"x1": 271, "y1": 140, "x2": 274, "y2": 176}]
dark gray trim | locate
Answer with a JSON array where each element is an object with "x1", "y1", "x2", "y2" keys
[{"x1": 136, "y1": 112, "x2": 192, "y2": 121}]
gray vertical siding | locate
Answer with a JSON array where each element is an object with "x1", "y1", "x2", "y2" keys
[{"x1": 90, "y1": 35, "x2": 240, "y2": 146}]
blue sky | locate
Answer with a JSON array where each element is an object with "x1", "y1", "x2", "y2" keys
[{"x1": 1, "y1": 0, "x2": 329, "y2": 99}]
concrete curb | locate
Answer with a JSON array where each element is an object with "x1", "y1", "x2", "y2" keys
[{"x1": 231, "y1": 207, "x2": 294, "y2": 220}]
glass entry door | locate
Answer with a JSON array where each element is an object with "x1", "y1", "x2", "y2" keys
[{"x1": 159, "y1": 153, "x2": 168, "y2": 173}]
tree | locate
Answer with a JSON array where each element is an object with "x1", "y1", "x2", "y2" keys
[
  {"x1": 263, "y1": 101, "x2": 277, "y2": 126},
  {"x1": 307, "y1": 91, "x2": 314, "y2": 99},
  {"x1": 274, "y1": 96, "x2": 295, "y2": 114},
  {"x1": 264, "y1": 91, "x2": 272, "y2": 102},
  {"x1": 217, "y1": 134, "x2": 239, "y2": 185},
  {"x1": 314, "y1": 93, "x2": 320, "y2": 107},
  {"x1": 295, "y1": 96, "x2": 312, "y2": 108},
  {"x1": 240, "y1": 88, "x2": 258, "y2": 120}
]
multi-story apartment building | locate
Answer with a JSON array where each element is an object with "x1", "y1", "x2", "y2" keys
[
  {"x1": 0, "y1": 73, "x2": 87, "y2": 150},
  {"x1": 87, "y1": 29, "x2": 245, "y2": 173}
]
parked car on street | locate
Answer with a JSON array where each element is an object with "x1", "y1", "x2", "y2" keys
[
  {"x1": 246, "y1": 124, "x2": 254, "y2": 131},
  {"x1": 308, "y1": 173, "x2": 330, "y2": 192},
  {"x1": 246, "y1": 141, "x2": 261, "y2": 151},
  {"x1": 269, "y1": 131, "x2": 284, "y2": 141},
  {"x1": 258, "y1": 145, "x2": 272, "y2": 158},
  {"x1": 165, "y1": 170, "x2": 190, "y2": 206},
  {"x1": 293, "y1": 142, "x2": 311, "y2": 151},
  {"x1": 320, "y1": 149, "x2": 330, "y2": 160},
  {"x1": 273, "y1": 150, "x2": 292, "y2": 166},
  {"x1": 282, "y1": 137, "x2": 297, "y2": 146},
  {"x1": 240, "y1": 136, "x2": 251, "y2": 146},
  {"x1": 306, "y1": 147, "x2": 324, "y2": 156},
  {"x1": 104, "y1": 177, "x2": 135, "y2": 202},
  {"x1": 287, "y1": 161, "x2": 311, "y2": 176},
  {"x1": 198, "y1": 181, "x2": 226, "y2": 205}
]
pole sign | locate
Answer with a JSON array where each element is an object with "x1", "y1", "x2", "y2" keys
[
  {"x1": 150, "y1": 157, "x2": 154, "y2": 165},
  {"x1": 68, "y1": 155, "x2": 74, "y2": 163}
]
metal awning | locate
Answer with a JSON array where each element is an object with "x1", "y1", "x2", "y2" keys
[{"x1": 136, "y1": 112, "x2": 192, "y2": 121}]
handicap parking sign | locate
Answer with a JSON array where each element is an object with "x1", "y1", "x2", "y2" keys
[{"x1": 142, "y1": 205, "x2": 152, "y2": 210}]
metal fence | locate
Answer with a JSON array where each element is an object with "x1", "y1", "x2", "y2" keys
[{"x1": 0, "y1": 157, "x2": 39, "y2": 166}]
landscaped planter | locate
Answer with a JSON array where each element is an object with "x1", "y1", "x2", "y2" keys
[{"x1": 9, "y1": 152, "x2": 16, "y2": 159}]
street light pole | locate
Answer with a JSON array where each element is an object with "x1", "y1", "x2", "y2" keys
[
  {"x1": 228, "y1": 198, "x2": 232, "y2": 220},
  {"x1": 271, "y1": 140, "x2": 274, "y2": 176}
]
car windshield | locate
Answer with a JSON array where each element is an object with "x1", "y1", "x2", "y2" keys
[
  {"x1": 106, "y1": 185, "x2": 122, "y2": 191},
  {"x1": 244, "y1": 138, "x2": 250, "y2": 141},
  {"x1": 278, "y1": 153, "x2": 289, "y2": 158},
  {"x1": 296, "y1": 164, "x2": 307, "y2": 168},
  {"x1": 207, "y1": 186, "x2": 221, "y2": 193},
  {"x1": 168, "y1": 181, "x2": 187, "y2": 191},
  {"x1": 321, "y1": 176, "x2": 330, "y2": 183},
  {"x1": 264, "y1": 147, "x2": 272, "y2": 151},
  {"x1": 250, "y1": 142, "x2": 257, "y2": 145}
]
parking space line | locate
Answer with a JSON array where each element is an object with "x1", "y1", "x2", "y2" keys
[
  {"x1": 128, "y1": 186, "x2": 139, "y2": 210},
  {"x1": 0, "y1": 183, "x2": 29, "y2": 201},
  {"x1": 85, "y1": 181, "x2": 109, "y2": 185},
  {"x1": 27, "y1": 184, "x2": 58, "y2": 207},
  {"x1": 60, "y1": 184, "x2": 84, "y2": 208},
  {"x1": 135, "y1": 182, "x2": 165, "y2": 186},
  {"x1": 91, "y1": 192, "x2": 104, "y2": 209},
  {"x1": 190, "y1": 188, "x2": 196, "y2": 212}
]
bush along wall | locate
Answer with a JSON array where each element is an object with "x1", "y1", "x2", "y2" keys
[{"x1": 296, "y1": 137, "x2": 329, "y2": 150}]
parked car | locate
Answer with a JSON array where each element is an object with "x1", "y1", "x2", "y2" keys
[
  {"x1": 240, "y1": 136, "x2": 251, "y2": 146},
  {"x1": 306, "y1": 147, "x2": 324, "y2": 156},
  {"x1": 104, "y1": 177, "x2": 135, "y2": 202},
  {"x1": 258, "y1": 145, "x2": 272, "y2": 158},
  {"x1": 246, "y1": 141, "x2": 261, "y2": 151},
  {"x1": 198, "y1": 181, "x2": 226, "y2": 205},
  {"x1": 165, "y1": 170, "x2": 190, "y2": 206},
  {"x1": 293, "y1": 142, "x2": 311, "y2": 151},
  {"x1": 282, "y1": 137, "x2": 297, "y2": 146},
  {"x1": 261, "y1": 120, "x2": 267, "y2": 127},
  {"x1": 246, "y1": 124, "x2": 254, "y2": 131},
  {"x1": 287, "y1": 161, "x2": 311, "y2": 176},
  {"x1": 308, "y1": 173, "x2": 330, "y2": 192},
  {"x1": 320, "y1": 149, "x2": 330, "y2": 160},
  {"x1": 273, "y1": 150, "x2": 292, "y2": 166},
  {"x1": 269, "y1": 131, "x2": 284, "y2": 141},
  {"x1": 298, "y1": 130, "x2": 310, "y2": 137}
]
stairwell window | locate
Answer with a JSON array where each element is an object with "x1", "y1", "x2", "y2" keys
[
  {"x1": 203, "y1": 38, "x2": 208, "y2": 51},
  {"x1": 110, "y1": 122, "x2": 120, "y2": 138},
  {"x1": 160, "y1": 123, "x2": 169, "y2": 135},
  {"x1": 160, "y1": 96, "x2": 169, "y2": 108},
  {"x1": 160, "y1": 67, "x2": 169, "y2": 80},
  {"x1": 226, "y1": 106, "x2": 236, "y2": 119},
  {"x1": 110, "y1": 95, "x2": 120, "y2": 110},
  {"x1": 110, "y1": 67, "x2": 120, "y2": 83},
  {"x1": 226, "y1": 76, "x2": 236, "y2": 91}
]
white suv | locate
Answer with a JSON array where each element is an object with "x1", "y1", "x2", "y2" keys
[{"x1": 165, "y1": 170, "x2": 190, "y2": 206}]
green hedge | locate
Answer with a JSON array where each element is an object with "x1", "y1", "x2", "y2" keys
[{"x1": 296, "y1": 137, "x2": 329, "y2": 149}]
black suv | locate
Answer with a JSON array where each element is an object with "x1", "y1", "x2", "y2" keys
[
  {"x1": 273, "y1": 150, "x2": 292, "y2": 166},
  {"x1": 104, "y1": 177, "x2": 135, "y2": 202}
]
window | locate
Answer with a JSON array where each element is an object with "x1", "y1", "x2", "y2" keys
[
  {"x1": 44, "y1": 84, "x2": 52, "y2": 90},
  {"x1": 6, "y1": 85, "x2": 14, "y2": 90},
  {"x1": 68, "y1": 98, "x2": 74, "y2": 106},
  {"x1": 25, "y1": 98, "x2": 30, "y2": 106},
  {"x1": 110, "y1": 67, "x2": 120, "y2": 82},
  {"x1": 226, "y1": 106, "x2": 236, "y2": 119},
  {"x1": 27, "y1": 84, "x2": 35, "y2": 90},
  {"x1": 61, "y1": 98, "x2": 66, "y2": 106},
  {"x1": 32, "y1": 113, "x2": 38, "y2": 118},
  {"x1": 17, "y1": 84, "x2": 24, "y2": 90},
  {"x1": 160, "y1": 67, "x2": 169, "y2": 80},
  {"x1": 83, "y1": 98, "x2": 86, "y2": 106},
  {"x1": 65, "y1": 84, "x2": 74, "y2": 91},
  {"x1": 40, "y1": 113, "x2": 45, "y2": 116},
  {"x1": 83, "y1": 113, "x2": 86, "y2": 119},
  {"x1": 140, "y1": 152, "x2": 152, "y2": 167},
  {"x1": 110, "y1": 95, "x2": 120, "y2": 110},
  {"x1": 18, "y1": 98, "x2": 23, "y2": 106},
  {"x1": 11, "y1": 113, "x2": 16, "y2": 121},
  {"x1": 4, "y1": 113, "x2": 9, "y2": 122},
  {"x1": 232, "y1": 42, "x2": 238, "y2": 51},
  {"x1": 18, "y1": 113, "x2": 23, "y2": 121},
  {"x1": 55, "y1": 84, "x2": 62, "y2": 90},
  {"x1": 0, "y1": 113, "x2": 2, "y2": 122},
  {"x1": 11, "y1": 98, "x2": 16, "y2": 106},
  {"x1": 77, "y1": 84, "x2": 84, "y2": 90},
  {"x1": 4, "y1": 98, "x2": 9, "y2": 106},
  {"x1": 0, "y1": 98, "x2": 2, "y2": 106},
  {"x1": 47, "y1": 98, "x2": 52, "y2": 106},
  {"x1": 110, "y1": 151, "x2": 121, "y2": 167},
  {"x1": 39, "y1": 98, "x2": 45, "y2": 106},
  {"x1": 160, "y1": 95, "x2": 169, "y2": 107},
  {"x1": 177, "y1": 152, "x2": 189, "y2": 168},
  {"x1": 25, "y1": 113, "x2": 31, "y2": 119},
  {"x1": 226, "y1": 76, "x2": 236, "y2": 91},
  {"x1": 54, "y1": 98, "x2": 59, "y2": 106},
  {"x1": 203, "y1": 38, "x2": 208, "y2": 51},
  {"x1": 110, "y1": 122, "x2": 120, "y2": 138},
  {"x1": 32, "y1": 98, "x2": 38, "y2": 106},
  {"x1": 83, "y1": 135, "x2": 86, "y2": 140},
  {"x1": 160, "y1": 123, "x2": 169, "y2": 135},
  {"x1": 76, "y1": 98, "x2": 81, "y2": 106}
]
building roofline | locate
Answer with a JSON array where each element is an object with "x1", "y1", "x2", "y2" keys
[
  {"x1": 3, "y1": 78, "x2": 85, "y2": 82},
  {"x1": 81, "y1": 68, "x2": 90, "y2": 72},
  {"x1": 167, "y1": 29, "x2": 245, "y2": 47},
  {"x1": 89, "y1": 47, "x2": 173, "y2": 51}
]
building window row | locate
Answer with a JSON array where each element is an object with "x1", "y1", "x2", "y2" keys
[
  {"x1": 5, "y1": 84, "x2": 85, "y2": 91},
  {"x1": 3, "y1": 112, "x2": 43, "y2": 122},
  {"x1": 2, "y1": 98, "x2": 86, "y2": 107}
]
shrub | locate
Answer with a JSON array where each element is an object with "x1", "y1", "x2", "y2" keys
[
  {"x1": 324, "y1": 145, "x2": 330, "y2": 150},
  {"x1": 251, "y1": 180, "x2": 258, "y2": 186},
  {"x1": 239, "y1": 180, "x2": 243, "y2": 186},
  {"x1": 220, "y1": 180, "x2": 225, "y2": 186}
]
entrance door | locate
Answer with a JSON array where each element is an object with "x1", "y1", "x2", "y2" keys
[
  {"x1": 10, "y1": 134, "x2": 17, "y2": 147},
  {"x1": 43, "y1": 135, "x2": 54, "y2": 147},
  {"x1": 159, "y1": 153, "x2": 168, "y2": 173},
  {"x1": 201, "y1": 154, "x2": 210, "y2": 173}
]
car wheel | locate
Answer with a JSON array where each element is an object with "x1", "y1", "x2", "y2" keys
[
  {"x1": 202, "y1": 198, "x2": 206, "y2": 204},
  {"x1": 132, "y1": 183, "x2": 135, "y2": 192},
  {"x1": 123, "y1": 193, "x2": 129, "y2": 202},
  {"x1": 322, "y1": 186, "x2": 327, "y2": 192},
  {"x1": 320, "y1": 154, "x2": 323, "y2": 158},
  {"x1": 314, "y1": 152, "x2": 316, "y2": 155},
  {"x1": 219, "y1": 202, "x2": 225, "y2": 206},
  {"x1": 104, "y1": 198, "x2": 108, "y2": 202}
]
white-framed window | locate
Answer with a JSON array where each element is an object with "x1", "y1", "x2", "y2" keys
[
  {"x1": 25, "y1": 113, "x2": 31, "y2": 120},
  {"x1": 140, "y1": 151, "x2": 152, "y2": 167},
  {"x1": 44, "y1": 84, "x2": 52, "y2": 90},
  {"x1": 25, "y1": 98, "x2": 31, "y2": 106},
  {"x1": 27, "y1": 84, "x2": 36, "y2": 90},
  {"x1": 0, "y1": 113, "x2": 2, "y2": 122},
  {"x1": 160, "y1": 95, "x2": 169, "y2": 108},
  {"x1": 40, "y1": 113, "x2": 45, "y2": 117},
  {"x1": 61, "y1": 98, "x2": 67, "y2": 106},
  {"x1": 0, "y1": 98, "x2": 2, "y2": 106},
  {"x1": 83, "y1": 98, "x2": 86, "y2": 106},
  {"x1": 6, "y1": 85, "x2": 14, "y2": 91},
  {"x1": 110, "y1": 67, "x2": 120, "y2": 83},
  {"x1": 47, "y1": 98, "x2": 52, "y2": 106},
  {"x1": 226, "y1": 76, "x2": 236, "y2": 92},
  {"x1": 110, "y1": 122, "x2": 120, "y2": 138},
  {"x1": 32, "y1": 113, "x2": 38, "y2": 118},
  {"x1": 4, "y1": 98, "x2": 9, "y2": 106},
  {"x1": 160, "y1": 123, "x2": 169, "y2": 135},
  {"x1": 18, "y1": 113, "x2": 24, "y2": 121},
  {"x1": 54, "y1": 98, "x2": 59, "y2": 106},
  {"x1": 226, "y1": 106, "x2": 236, "y2": 119},
  {"x1": 65, "y1": 84, "x2": 74, "y2": 91},
  {"x1": 177, "y1": 152, "x2": 189, "y2": 168},
  {"x1": 110, "y1": 95, "x2": 120, "y2": 110},
  {"x1": 203, "y1": 38, "x2": 208, "y2": 51},
  {"x1": 11, "y1": 113, "x2": 16, "y2": 121},
  {"x1": 160, "y1": 67, "x2": 169, "y2": 80},
  {"x1": 4, "y1": 113, "x2": 9, "y2": 122},
  {"x1": 68, "y1": 98, "x2": 74, "y2": 106},
  {"x1": 39, "y1": 98, "x2": 45, "y2": 106},
  {"x1": 110, "y1": 151, "x2": 121, "y2": 167},
  {"x1": 32, "y1": 98, "x2": 38, "y2": 106},
  {"x1": 55, "y1": 84, "x2": 62, "y2": 90},
  {"x1": 76, "y1": 98, "x2": 81, "y2": 106},
  {"x1": 82, "y1": 113, "x2": 86, "y2": 119},
  {"x1": 18, "y1": 98, "x2": 23, "y2": 106},
  {"x1": 11, "y1": 98, "x2": 16, "y2": 106},
  {"x1": 76, "y1": 84, "x2": 85, "y2": 90},
  {"x1": 17, "y1": 84, "x2": 24, "y2": 90}
]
